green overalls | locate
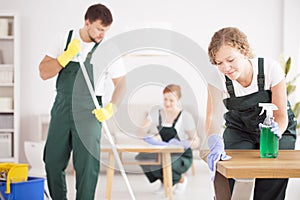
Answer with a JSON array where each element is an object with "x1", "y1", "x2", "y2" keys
[
  {"x1": 223, "y1": 58, "x2": 297, "y2": 200},
  {"x1": 140, "y1": 110, "x2": 193, "y2": 185},
  {"x1": 43, "y1": 30, "x2": 102, "y2": 200}
]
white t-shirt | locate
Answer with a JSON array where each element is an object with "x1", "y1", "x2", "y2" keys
[
  {"x1": 147, "y1": 109, "x2": 196, "y2": 140},
  {"x1": 93, "y1": 57, "x2": 126, "y2": 97},
  {"x1": 46, "y1": 29, "x2": 126, "y2": 96},
  {"x1": 46, "y1": 29, "x2": 94, "y2": 62},
  {"x1": 218, "y1": 57, "x2": 285, "y2": 97}
]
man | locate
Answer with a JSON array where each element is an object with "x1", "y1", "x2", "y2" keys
[{"x1": 39, "y1": 3, "x2": 126, "y2": 200}]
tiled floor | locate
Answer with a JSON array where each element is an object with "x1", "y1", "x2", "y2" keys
[{"x1": 62, "y1": 158, "x2": 300, "y2": 200}]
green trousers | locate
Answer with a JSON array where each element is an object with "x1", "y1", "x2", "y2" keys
[
  {"x1": 43, "y1": 96, "x2": 102, "y2": 200},
  {"x1": 140, "y1": 150, "x2": 192, "y2": 185}
]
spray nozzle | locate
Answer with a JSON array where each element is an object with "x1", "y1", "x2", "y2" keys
[{"x1": 259, "y1": 103, "x2": 278, "y2": 117}]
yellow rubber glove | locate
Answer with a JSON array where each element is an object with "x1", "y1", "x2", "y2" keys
[
  {"x1": 57, "y1": 38, "x2": 81, "y2": 67},
  {"x1": 92, "y1": 103, "x2": 116, "y2": 122}
]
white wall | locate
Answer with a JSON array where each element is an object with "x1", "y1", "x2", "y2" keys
[
  {"x1": 283, "y1": 0, "x2": 300, "y2": 104},
  {"x1": 0, "y1": 0, "x2": 299, "y2": 162}
]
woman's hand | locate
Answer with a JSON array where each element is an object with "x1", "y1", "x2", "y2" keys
[
  {"x1": 207, "y1": 134, "x2": 231, "y2": 181},
  {"x1": 143, "y1": 136, "x2": 168, "y2": 146}
]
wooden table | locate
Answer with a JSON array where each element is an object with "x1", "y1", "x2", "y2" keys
[
  {"x1": 206, "y1": 150, "x2": 300, "y2": 200},
  {"x1": 101, "y1": 144, "x2": 184, "y2": 200}
]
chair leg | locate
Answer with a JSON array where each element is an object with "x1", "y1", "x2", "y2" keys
[{"x1": 191, "y1": 159, "x2": 196, "y2": 176}]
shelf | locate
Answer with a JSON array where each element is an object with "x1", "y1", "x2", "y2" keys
[
  {"x1": 0, "y1": 13, "x2": 18, "y2": 163},
  {"x1": 0, "y1": 64, "x2": 13, "y2": 68},
  {"x1": 0, "y1": 157, "x2": 14, "y2": 162},
  {"x1": 0, "y1": 35, "x2": 13, "y2": 40},
  {"x1": 0, "y1": 109, "x2": 14, "y2": 113},
  {"x1": 0, "y1": 129, "x2": 14, "y2": 132},
  {"x1": 0, "y1": 83, "x2": 14, "y2": 87}
]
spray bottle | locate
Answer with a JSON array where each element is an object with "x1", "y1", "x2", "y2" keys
[{"x1": 259, "y1": 103, "x2": 279, "y2": 158}]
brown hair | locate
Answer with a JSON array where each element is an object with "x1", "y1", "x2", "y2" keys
[
  {"x1": 85, "y1": 4, "x2": 113, "y2": 26},
  {"x1": 163, "y1": 84, "x2": 182, "y2": 99},
  {"x1": 208, "y1": 27, "x2": 254, "y2": 65}
]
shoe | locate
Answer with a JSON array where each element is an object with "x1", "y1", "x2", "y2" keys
[
  {"x1": 154, "y1": 182, "x2": 165, "y2": 195},
  {"x1": 154, "y1": 182, "x2": 176, "y2": 196},
  {"x1": 174, "y1": 176, "x2": 188, "y2": 194}
]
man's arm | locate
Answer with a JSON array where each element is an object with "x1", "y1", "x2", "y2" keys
[
  {"x1": 110, "y1": 75, "x2": 126, "y2": 106},
  {"x1": 92, "y1": 75, "x2": 126, "y2": 122},
  {"x1": 39, "y1": 38, "x2": 81, "y2": 80},
  {"x1": 39, "y1": 55, "x2": 63, "y2": 80}
]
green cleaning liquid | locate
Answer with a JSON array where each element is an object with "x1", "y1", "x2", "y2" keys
[
  {"x1": 260, "y1": 126, "x2": 279, "y2": 158},
  {"x1": 258, "y1": 103, "x2": 279, "y2": 158}
]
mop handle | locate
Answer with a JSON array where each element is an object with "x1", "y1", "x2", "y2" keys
[{"x1": 77, "y1": 55, "x2": 136, "y2": 200}]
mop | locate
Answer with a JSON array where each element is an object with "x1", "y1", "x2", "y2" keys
[{"x1": 77, "y1": 55, "x2": 136, "y2": 200}]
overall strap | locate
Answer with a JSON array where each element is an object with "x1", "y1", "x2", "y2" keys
[
  {"x1": 257, "y1": 57, "x2": 265, "y2": 91},
  {"x1": 91, "y1": 41, "x2": 100, "y2": 53},
  {"x1": 64, "y1": 30, "x2": 73, "y2": 51},
  {"x1": 85, "y1": 40, "x2": 101, "y2": 61},
  {"x1": 63, "y1": 30, "x2": 99, "y2": 61},
  {"x1": 158, "y1": 110, "x2": 162, "y2": 129},
  {"x1": 172, "y1": 111, "x2": 182, "y2": 128},
  {"x1": 225, "y1": 76, "x2": 235, "y2": 97},
  {"x1": 157, "y1": 110, "x2": 182, "y2": 128}
]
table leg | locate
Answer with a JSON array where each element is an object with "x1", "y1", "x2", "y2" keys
[
  {"x1": 214, "y1": 173, "x2": 255, "y2": 200},
  {"x1": 162, "y1": 160, "x2": 168, "y2": 197},
  {"x1": 106, "y1": 152, "x2": 115, "y2": 200},
  {"x1": 162, "y1": 153, "x2": 173, "y2": 200},
  {"x1": 231, "y1": 179, "x2": 254, "y2": 200},
  {"x1": 214, "y1": 171, "x2": 231, "y2": 200}
]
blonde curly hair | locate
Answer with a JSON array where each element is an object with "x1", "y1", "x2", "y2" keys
[{"x1": 208, "y1": 27, "x2": 255, "y2": 65}]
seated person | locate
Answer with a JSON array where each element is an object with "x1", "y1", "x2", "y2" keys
[{"x1": 137, "y1": 84, "x2": 199, "y2": 194}]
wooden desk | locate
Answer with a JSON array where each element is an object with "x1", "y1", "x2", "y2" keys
[
  {"x1": 209, "y1": 150, "x2": 300, "y2": 200},
  {"x1": 101, "y1": 144, "x2": 184, "y2": 200}
]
